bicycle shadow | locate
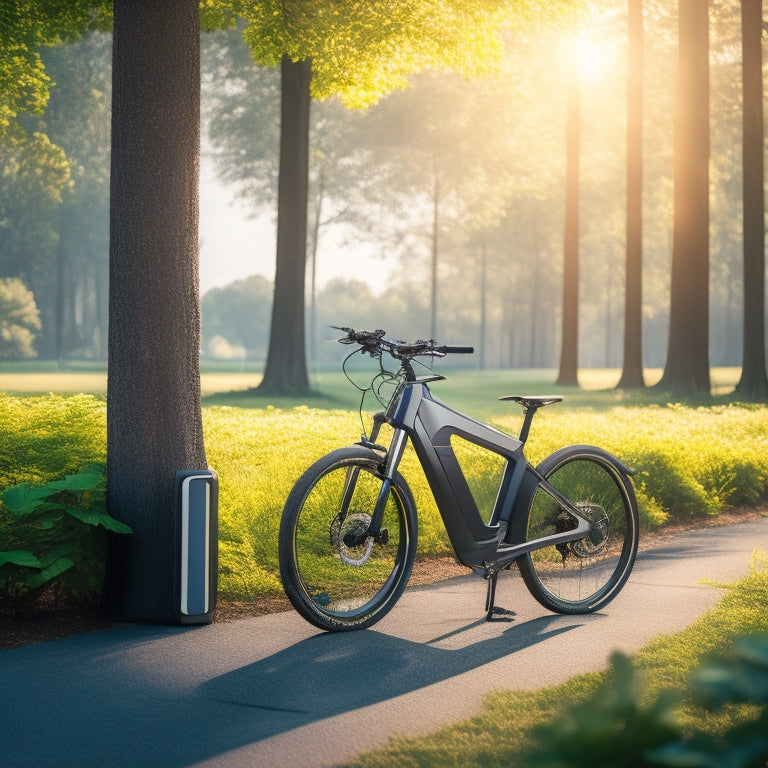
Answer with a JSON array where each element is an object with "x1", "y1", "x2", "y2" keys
[{"x1": 200, "y1": 613, "x2": 581, "y2": 729}]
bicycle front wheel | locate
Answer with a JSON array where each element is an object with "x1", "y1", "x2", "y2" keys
[
  {"x1": 517, "y1": 445, "x2": 639, "y2": 614},
  {"x1": 278, "y1": 446, "x2": 418, "y2": 631}
]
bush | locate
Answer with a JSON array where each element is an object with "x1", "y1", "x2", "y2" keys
[
  {"x1": 523, "y1": 636, "x2": 768, "y2": 768},
  {"x1": 0, "y1": 393, "x2": 106, "y2": 489},
  {"x1": 522, "y1": 556, "x2": 768, "y2": 768},
  {"x1": 3, "y1": 392, "x2": 768, "y2": 602},
  {"x1": 520, "y1": 404, "x2": 768, "y2": 527},
  {"x1": 0, "y1": 278, "x2": 41, "y2": 359},
  {"x1": 0, "y1": 468, "x2": 131, "y2": 608}
]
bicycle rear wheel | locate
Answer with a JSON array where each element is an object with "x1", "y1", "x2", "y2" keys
[
  {"x1": 517, "y1": 445, "x2": 639, "y2": 614},
  {"x1": 278, "y1": 446, "x2": 418, "y2": 631}
]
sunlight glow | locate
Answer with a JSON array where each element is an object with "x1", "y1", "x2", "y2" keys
[{"x1": 573, "y1": 36, "x2": 615, "y2": 82}]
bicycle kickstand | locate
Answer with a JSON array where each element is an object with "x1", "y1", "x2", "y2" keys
[{"x1": 484, "y1": 571, "x2": 516, "y2": 622}]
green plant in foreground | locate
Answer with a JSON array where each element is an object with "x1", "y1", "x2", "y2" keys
[
  {"x1": 0, "y1": 467, "x2": 132, "y2": 608},
  {"x1": 524, "y1": 651, "x2": 681, "y2": 767},
  {"x1": 649, "y1": 634, "x2": 768, "y2": 768},
  {"x1": 523, "y1": 635, "x2": 768, "y2": 768}
]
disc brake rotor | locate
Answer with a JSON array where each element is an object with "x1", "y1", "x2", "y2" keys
[{"x1": 330, "y1": 511, "x2": 374, "y2": 565}]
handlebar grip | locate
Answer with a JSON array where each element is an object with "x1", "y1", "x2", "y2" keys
[{"x1": 440, "y1": 345, "x2": 474, "y2": 354}]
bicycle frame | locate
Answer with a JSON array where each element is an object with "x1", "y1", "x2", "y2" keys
[{"x1": 363, "y1": 373, "x2": 593, "y2": 575}]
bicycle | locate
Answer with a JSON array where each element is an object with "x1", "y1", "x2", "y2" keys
[{"x1": 278, "y1": 328, "x2": 639, "y2": 632}]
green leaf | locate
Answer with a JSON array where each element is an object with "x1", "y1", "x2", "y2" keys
[
  {"x1": 24, "y1": 557, "x2": 75, "y2": 590},
  {"x1": 0, "y1": 550, "x2": 43, "y2": 568},
  {"x1": 64, "y1": 507, "x2": 132, "y2": 534},
  {"x1": 37, "y1": 542, "x2": 79, "y2": 569},
  {"x1": 0, "y1": 483, "x2": 56, "y2": 514},
  {"x1": 46, "y1": 471, "x2": 103, "y2": 492}
]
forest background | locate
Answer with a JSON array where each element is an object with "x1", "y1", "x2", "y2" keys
[{"x1": 0, "y1": 0, "x2": 756, "y2": 375}]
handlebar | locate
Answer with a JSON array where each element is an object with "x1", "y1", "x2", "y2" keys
[
  {"x1": 440, "y1": 345, "x2": 475, "y2": 355},
  {"x1": 334, "y1": 327, "x2": 474, "y2": 361}
]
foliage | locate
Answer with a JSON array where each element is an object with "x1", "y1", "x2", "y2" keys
[
  {"x1": 237, "y1": 0, "x2": 527, "y2": 108},
  {"x1": 522, "y1": 637, "x2": 768, "y2": 768},
  {"x1": 0, "y1": 393, "x2": 106, "y2": 488},
  {"x1": 0, "y1": 466, "x2": 131, "y2": 607},
  {"x1": 3, "y1": 392, "x2": 768, "y2": 601},
  {"x1": 0, "y1": 277, "x2": 41, "y2": 358},
  {"x1": 650, "y1": 634, "x2": 768, "y2": 768},
  {"x1": 523, "y1": 652, "x2": 681, "y2": 767},
  {"x1": 201, "y1": 274, "x2": 273, "y2": 360},
  {"x1": 0, "y1": 0, "x2": 111, "y2": 139},
  {"x1": 522, "y1": 557, "x2": 768, "y2": 768}
]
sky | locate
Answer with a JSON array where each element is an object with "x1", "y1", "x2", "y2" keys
[{"x1": 198, "y1": 155, "x2": 394, "y2": 297}]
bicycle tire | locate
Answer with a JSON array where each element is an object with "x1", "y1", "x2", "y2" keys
[
  {"x1": 517, "y1": 445, "x2": 639, "y2": 614},
  {"x1": 278, "y1": 446, "x2": 418, "y2": 631}
]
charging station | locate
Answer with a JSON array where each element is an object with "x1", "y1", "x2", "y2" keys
[{"x1": 174, "y1": 469, "x2": 218, "y2": 624}]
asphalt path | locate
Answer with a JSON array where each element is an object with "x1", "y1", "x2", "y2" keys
[{"x1": 1, "y1": 517, "x2": 766, "y2": 768}]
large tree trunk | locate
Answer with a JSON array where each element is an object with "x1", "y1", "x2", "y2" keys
[
  {"x1": 618, "y1": 0, "x2": 645, "y2": 389},
  {"x1": 556, "y1": 66, "x2": 580, "y2": 386},
  {"x1": 258, "y1": 55, "x2": 311, "y2": 396},
  {"x1": 657, "y1": 0, "x2": 710, "y2": 395},
  {"x1": 430, "y1": 171, "x2": 440, "y2": 341},
  {"x1": 735, "y1": 0, "x2": 768, "y2": 400},
  {"x1": 105, "y1": 0, "x2": 207, "y2": 622}
]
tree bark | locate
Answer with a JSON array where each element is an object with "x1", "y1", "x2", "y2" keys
[
  {"x1": 258, "y1": 55, "x2": 311, "y2": 396},
  {"x1": 105, "y1": 0, "x2": 207, "y2": 622},
  {"x1": 657, "y1": 0, "x2": 710, "y2": 395},
  {"x1": 556, "y1": 66, "x2": 580, "y2": 386},
  {"x1": 735, "y1": 0, "x2": 768, "y2": 400},
  {"x1": 430, "y1": 171, "x2": 440, "y2": 342},
  {"x1": 618, "y1": 0, "x2": 645, "y2": 389}
]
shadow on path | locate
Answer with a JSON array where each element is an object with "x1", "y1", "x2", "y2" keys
[
  {"x1": 198, "y1": 614, "x2": 581, "y2": 746},
  {"x1": 0, "y1": 613, "x2": 584, "y2": 767}
]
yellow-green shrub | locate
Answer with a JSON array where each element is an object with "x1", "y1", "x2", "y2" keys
[
  {"x1": 3, "y1": 393, "x2": 768, "y2": 602},
  {"x1": 0, "y1": 394, "x2": 106, "y2": 488}
]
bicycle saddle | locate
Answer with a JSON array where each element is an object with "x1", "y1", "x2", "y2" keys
[{"x1": 499, "y1": 395, "x2": 563, "y2": 410}]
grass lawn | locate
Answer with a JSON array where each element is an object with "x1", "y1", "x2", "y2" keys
[{"x1": 0, "y1": 364, "x2": 743, "y2": 414}]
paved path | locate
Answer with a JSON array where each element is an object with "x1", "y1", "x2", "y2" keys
[{"x1": 1, "y1": 518, "x2": 766, "y2": 768}]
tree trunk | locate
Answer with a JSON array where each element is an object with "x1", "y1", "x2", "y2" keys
[
  {"x1": 479, "y1": 239, "x2": 487, "y2": 369},
  {"x1": 430, "y1": 170, "x2": 440, "y2": 342},
  {"x1": 618, "y1": 0, "x2": 645, "y2": 389},
  {"x1": 55, "y1": 205, "x2": 67, "y2": 366},
  {"x1": 258, "y1": 56, "x2": 311, "y2": 396},
  {"x1": 308, "y1": 166, "x2": 325, "y2": 371},
  {"x1": 556, "y1": 66, "x2": 580, "y2": 386},
  {"x1": 657, "y1": 0, "x2": 710, "y2": 395},
  {"x1": 735, "y1": 0, "x2": 768, "y2": 400},
  {"x1": 105, "y1": 0, "x2": 207, "y2": 622}
]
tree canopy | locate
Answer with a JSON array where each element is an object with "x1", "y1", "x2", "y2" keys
[
  {"x1": 0, "y1": 1, "x2": 110, "y2": 140},
  {"x1": 238, "y1": 0, "x2": 520, "y2": 107},
  {"x1": 0, "y1": 276, "x2": 40, "y2": 358}
]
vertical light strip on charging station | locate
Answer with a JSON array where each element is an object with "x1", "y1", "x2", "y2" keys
[{"x1": 180, "y1": 475, "x2": 211, "y2": 616}]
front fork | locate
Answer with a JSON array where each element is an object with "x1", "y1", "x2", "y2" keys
[{"x1": 343, "y1": 414, "x2": 408, "y2": 546}]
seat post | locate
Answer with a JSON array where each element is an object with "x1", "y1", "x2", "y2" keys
[{"x1": 518, "y1": 406, "x2": 537, "y2": 445}]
